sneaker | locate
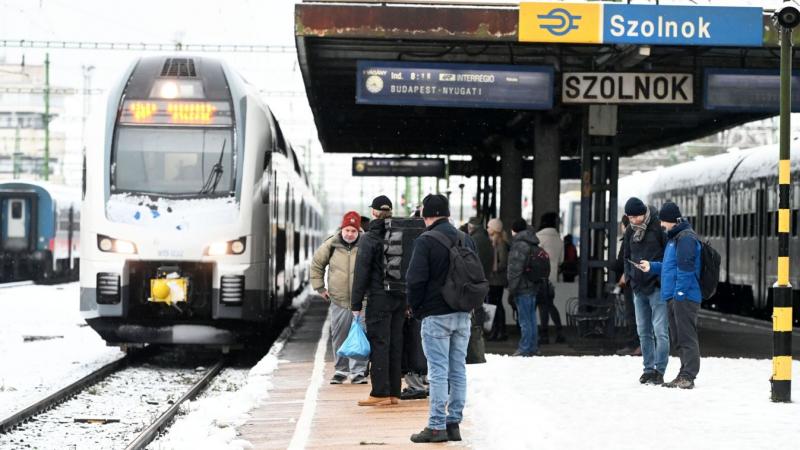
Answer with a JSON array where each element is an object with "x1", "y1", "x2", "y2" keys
[
  {"x1": 400, "y1": 387, "x2": 428, "y2": 400},
  {"x1": 446, "y1": 423, "x2": 462, "y2": 441},
  {"x1": 410, "y1": 427, "x2": 448, "y2": 443},
  {"x1": 646, "y1": 372, "x2": 664, "y2": 385},
  {"x1": 639, "y1": 371, "x2": 654, "y2": 384},
  {"x1": 330, "y1": 373, "x2": 347, "y2": 384},
  {"x1": 351, "y1": 374, "x2": 368, "y2": 384},
  {"x1": 357, "y1": 396, "x2": 392, "y2": 406}
]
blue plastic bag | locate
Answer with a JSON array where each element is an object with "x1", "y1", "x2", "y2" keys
[{"x1": 336, "y1": 319, "x2": 370, "y2": 360}]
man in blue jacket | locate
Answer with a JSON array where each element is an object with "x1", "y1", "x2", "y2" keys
[
  {"x1": 639, "y1": 201, "x2": 701, "y2": 389},
  {"x1": 406, "y1": 194, "x2": 475, "y2": 443}
]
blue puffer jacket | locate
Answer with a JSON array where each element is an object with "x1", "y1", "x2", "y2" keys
[{"x1": 649, "y1": 220, "x2": 702, "y2": 303}]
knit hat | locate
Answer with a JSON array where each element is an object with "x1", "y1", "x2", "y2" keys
[
  {"x1": 511, "y1": 218, "x2": 528, "y2": 233},
  {"x1": 370, "y1": 195, "x2": 392, "y2": 211},
  {"x1": 421, "y1": 194, "x2": 450, "y2": 218},
  {"x1": 487, "y1": 218, "x2": 504, "y2": 233},
  {"x1": 539, "y1": 212, "x2": 558, "y2": 229},
  {"x1": 624, "y1": 197, "x2": 647, "y2": 216},
  {"x1": 341, "y1": 211, "x2": 361, "y2": 230},
  {"x1": 659, "y1": 201, "x2": 681, "y2": 223}
]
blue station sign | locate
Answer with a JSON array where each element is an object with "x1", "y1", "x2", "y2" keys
[
  {"x1": 704, "y1": 69, "x2": 800, "y2": 112},
  {"x1": 356, "y1": 60, "x2": 554, "y2": 110},
  {"x1": 603, "y1": 4, "x2": 763, "y2": 47}
]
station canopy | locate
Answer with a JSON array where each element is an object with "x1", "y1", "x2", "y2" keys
[{"x1": 295, "y1": 1, "x2": 793, "y2": 158}]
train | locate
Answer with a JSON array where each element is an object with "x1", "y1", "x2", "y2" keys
[
  {"x1": 638, "y1": 145, "x2": 799, "y2": 322},
  {"x1": 80, "y1": 56, "x2": 323, "y2": 347},
  {"x1": 0, "y1": 181, "x2": 80, "y2": 283}
]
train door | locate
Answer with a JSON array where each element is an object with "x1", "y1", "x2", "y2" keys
[
  {"x1": 2, "y1": 198, "x2": 30, "y2": 251},
  {"x1": 756, "y1": 182, "x2": 767, "y2": 309}
]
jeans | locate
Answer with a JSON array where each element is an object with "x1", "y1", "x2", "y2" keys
[
  {"x1": 633, "y1": 289, "x2": 669, "y2": 374},
  {"x1": 668, "y1": 300, "x2": 700, "y2": 379},
  {"x1": 421, "y1": 312, "x2": 471, "y2": 430},
  {"x1": 515, "y1": 293, "x2": 538, "y2": 355},
  {"x1": 330, "y1": 302, "x2": 368, "y2": 377}
]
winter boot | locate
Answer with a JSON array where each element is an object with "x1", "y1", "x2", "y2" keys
[
  {"x1": 646, "y1": 372, "x2": 664, "y2": 385},
  {"x1": 358, "y1": 396, "x2": 392, "y2": 406},
  {"x1": 330, "y1": 373, "x2": 347, "y2": 384},
  {"x1": 639, "y1": 372, "x2": 654, "y2": 384},
  {"x1": 446, "y1": 423, "x2": 462, "y2": 441},
  {"x1": 410, "y1": 427, "x2": 448, "y2": 443}
]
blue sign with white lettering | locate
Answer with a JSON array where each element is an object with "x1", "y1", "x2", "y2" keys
[
  {"x1": 704, "y1": 69, "x2": 800, "y2": 112},
  {"x1": 603, "y1": 5, "x2": 762, "y2": 47},
  {"x1": 356, "y1": 60, "x2": 554, "y2": 110}
]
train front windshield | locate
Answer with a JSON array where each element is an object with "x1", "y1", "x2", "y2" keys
[{"x1": 113, "y1": 127, "x2": 234, "y2": 196}]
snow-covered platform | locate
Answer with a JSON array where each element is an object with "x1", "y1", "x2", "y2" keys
[{"x1": 237, "y1": 297, "x2": 458, "y2": 449}]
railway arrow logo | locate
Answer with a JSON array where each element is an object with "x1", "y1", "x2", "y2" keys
[{"x1": 537, "y1": 8, "x2": 582, "y2": 36}]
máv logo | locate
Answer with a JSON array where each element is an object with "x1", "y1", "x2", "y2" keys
[{"x1": 537, "y1": 8, "x2": 581, "y2": 36}]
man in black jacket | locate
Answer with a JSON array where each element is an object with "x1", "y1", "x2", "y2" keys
[
  {"x1": 351, "y1": 195, "x2": 406, "y2": 406},
  {"x1": 623, "y1": 197, "x2": 668, "y2": 385},
  {"x1": 407, "y1": 194, "x2": 475, "y2": 443}
]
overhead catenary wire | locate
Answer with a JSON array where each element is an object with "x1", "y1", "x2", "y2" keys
[{"x1": 0, "y1": 39, "x2": 295, "y2": 53}]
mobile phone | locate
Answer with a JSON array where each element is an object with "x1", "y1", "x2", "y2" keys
[{"x1": 626, "y1": 258, "x2": 643, "y2": 269}]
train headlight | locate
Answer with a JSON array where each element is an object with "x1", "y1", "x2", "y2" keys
[
  {"x1": 97, "y1": 234, "x2": 138, "y2": 254},
  {"x1": 205, "y1": 237, "x2": 246, "y2": 256}
]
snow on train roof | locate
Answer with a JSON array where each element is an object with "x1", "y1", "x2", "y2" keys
[
  {"x1": 0, "y1": 180, "x2": 80, "y2": 205},
  {"x1": 730, "y1": 142, "x2": 800, "y2": 183},
  {"x1": 649, "y1": 148, "x2": 757, "y2": 192}
]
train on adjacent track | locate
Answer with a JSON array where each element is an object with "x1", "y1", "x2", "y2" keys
[
  {"x1": 640, "y1": 145, "x2": 799, "y2": 323},
  {"x1": 80, "y1": 56, "x2": 323, "y2": 347},
  {"x1": 0, "y1": 181, "x2": 80, "y2": 283}
]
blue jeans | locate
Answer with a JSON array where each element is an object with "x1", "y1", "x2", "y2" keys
[
  {"x1": 421, "y1": 312, "x2": 471, "y2": 430},
  {"x1": 515, "y1": 293, "x2": 538, "y2": 355},
  {"x1": 633, "y1": 289, "x2": 669, "y2": 374}
]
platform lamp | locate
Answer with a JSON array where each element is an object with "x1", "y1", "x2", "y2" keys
[{"x1": 771, "y1": 0, "x2": 799, "y2": 403}]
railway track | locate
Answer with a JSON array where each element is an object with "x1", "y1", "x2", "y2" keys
[{"x1": 0, "y1": 348, "x2": 226, "y2": 449}]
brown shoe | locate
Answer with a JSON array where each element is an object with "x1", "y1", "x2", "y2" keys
[
  {"x1": 390, "y1": 397, "x2": 399, "y2": 404},
  {"x1": 358, "y1": 396, "x2": 392, "y2": 406}
]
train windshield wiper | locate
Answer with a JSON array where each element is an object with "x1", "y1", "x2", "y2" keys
[{"x1": 199, "y1": 139, "x2": 226, "y2": 195}]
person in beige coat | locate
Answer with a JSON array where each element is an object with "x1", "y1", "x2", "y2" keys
[
  {"x1": 310, "y1": 210, "x2": 368, "y2": 384},
  {"x1": 535, "y1": 212, "x2": 565, "y2": 344}
]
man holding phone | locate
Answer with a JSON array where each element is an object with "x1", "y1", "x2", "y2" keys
[{"x1": 623, "y1": 197, "x2": 668, "y2": 385}]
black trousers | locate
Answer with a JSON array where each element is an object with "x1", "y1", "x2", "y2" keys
[
  {"x1": 487, "y1": 285, "x2": 506, "y2": 335},
  {"x1": 537, "y1": 290, "x2": 562, "y2": 332},
  {"x1": 365, "y1": 300, "x2": 405, "y2": 397},
  {"x1": 667, "y1": 300, "x2": 700, "y2": 379}
]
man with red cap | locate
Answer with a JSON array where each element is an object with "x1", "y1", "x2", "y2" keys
[{"x1": 311, "y1": 210, "x2": 367, "y2": 384}]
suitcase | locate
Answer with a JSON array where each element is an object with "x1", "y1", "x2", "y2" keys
[{"x1": 382, "y1": 217, "x2": 426, "y2": 293}]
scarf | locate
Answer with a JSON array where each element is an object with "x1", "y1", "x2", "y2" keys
[{"x1": 630, "y1": 207, "x2": 651, "y2": 243}]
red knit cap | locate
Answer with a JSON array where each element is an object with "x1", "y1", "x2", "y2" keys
[{"x1": 341, "y1": 211, "x2": 361, "y2": 230}]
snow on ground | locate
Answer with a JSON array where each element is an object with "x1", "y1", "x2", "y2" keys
[
  {"x1": 0, "y1": 282, "x2": 122, "y2": 417},
  {"x1": 150, "y1": 289, "x2": 312, "y2": 450},
  {"x1": 466, "y1": 354, "x2": 800, "y2": 450}
]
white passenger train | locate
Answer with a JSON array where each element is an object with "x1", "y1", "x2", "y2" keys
[{"x1": 80, "y1": 56, "x2": 323, "y2": 346}]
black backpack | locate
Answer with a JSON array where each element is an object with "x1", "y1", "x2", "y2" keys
[
  {"x1": 382, "y1": 218, "x2": 427, "y2": 293},
  {"x1": 525, "y1": 243, "x2": 551, "y2": 284},
  {"x1": 678, "y1": 229, "x2": 721, "y2": 300},
  {"x1": 424, "y1": 230, "x2": 490, "y2": 312}
]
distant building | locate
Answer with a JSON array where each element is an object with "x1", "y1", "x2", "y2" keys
[{"x1": 0, "y1": 62, "x2": 67, "y2": 182}]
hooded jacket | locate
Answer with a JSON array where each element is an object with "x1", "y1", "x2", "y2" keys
[
  {"x1": 310, "y1": 231, "x2": 361, "y2": 310},
  {"x1": 406, "y1": 218, "x2": 476, "y2": 319},
  {"x1": 536, "y1": 227, "x2": 564, "y2": 284},
  {"x1": 351, "y1": 218, "x2": 405, "y2": 312},
  {"x1": 469, "y1": 226, "x2": 493, "y2": 277},
  {"x1": 507, "y1": 228, "x2": 543, "y2": 295},
  {"x1": 649, "y1": 220, "x2": 702, "y2": 303},
  {"x1": 623, "y1": 205, "x2": 666, "y2": 295}
]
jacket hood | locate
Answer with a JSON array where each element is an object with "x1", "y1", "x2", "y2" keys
[
  {"x1": 537, "y1": 227, "x2": 560, "y2": 238},
  {"x1": 667, "y1": 220, "x2": 692, "y2": 239},
  {"x1": 514, "y1": 228, "x2": 540, "y2": 246},
  {"x1": 368, "y1": 218, "x2": 387, "y2": 234}
]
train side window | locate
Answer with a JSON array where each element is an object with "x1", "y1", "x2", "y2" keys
[
  {"x1": 765, "y1": 212, "x2": 772, "y2": 238},
  {"x1": 750, "y1": 213, "x2": 756, "y2": 238},
  {"x1": 793, "y1": 210, "x2": 798, "y2": 237},
  {"x1": 11, "y1": 201, "x2": 22, "y2": 219}
]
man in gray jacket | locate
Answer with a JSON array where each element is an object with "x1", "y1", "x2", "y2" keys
[
  {"x1": 507, "y1": 218, "x2": 546, "y2": 357},
  {"x1": 310, "y1": 210, "x2": 368, "y2": 385}
]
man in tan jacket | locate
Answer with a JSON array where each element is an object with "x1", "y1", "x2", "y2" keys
[{"x1": 310, "y1": 210, "x2": 368, "y2": 384}]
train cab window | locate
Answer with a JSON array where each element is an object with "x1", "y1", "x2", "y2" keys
[{"x1": 11, "y1": 201, "x2": 22, "y2": 219}]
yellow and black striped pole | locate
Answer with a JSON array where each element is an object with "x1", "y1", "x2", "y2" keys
[{"x1": 772, "y1": 16, "x2": 793, "y2": 403}]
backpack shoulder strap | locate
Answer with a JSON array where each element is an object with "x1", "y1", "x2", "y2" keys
[{"x1": 424, "y1": 230, "x2": 457, "y2": 250}]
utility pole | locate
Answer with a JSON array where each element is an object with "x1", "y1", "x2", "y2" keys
[
  {"x1": 771, "y1": 1, "x2": 798, "y2": 403},
  {"x1": 13, "y1": 122, "x2": 21, "y2": 179},
  {"x1": 43, "y1": 53, "x2": 50, "y2": 181}
]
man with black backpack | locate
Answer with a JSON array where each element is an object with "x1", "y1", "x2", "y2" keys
[
  {"x1": 406, "y1": 194, "x2": 482, "y2": 443},
  {"x1": 507, "y1": 218, "x2": 550, "y2": 357},
  {"x1": 638, "y1": 201, "x2": 702, "y2": 390},
  {"x1": 351, "y1": 195, "x2": 406, "y2": 406}
]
